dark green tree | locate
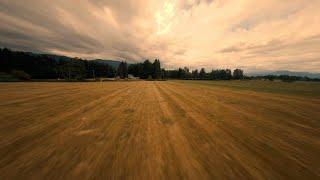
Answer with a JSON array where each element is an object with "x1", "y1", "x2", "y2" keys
[
  {"x1": 233, "y1": 69, "x2": 244, "y2": 79},
  {"x1": 192, "y1": 69, "x2": 199, "y2": 79},
  {"x1": 142, "y1": 60, "x2": 153, "y2": 79},
  {"x1": 153, "y1": 59, "x2": 161, "y2": 79},
  {"x1": 117, "y1": 61, "x2": 128, "y2": 79},
  {"x1": 199, "y1": 68, "x2": 206, "y2": 79},
  {"x1": 226, "y1": 69, "x2": 232, "y2": 80}
]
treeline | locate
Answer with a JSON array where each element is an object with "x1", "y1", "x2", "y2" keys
[
  {"x1": 164, "y1": 67, "x2": 244, "y2": 80},
  {"x1": 0, "y1": 48, "x2": 116, "y2": 79},
  {"x1": 1, "y1": 48, "x2": 319, "y2": 82},
  {"x1": 252, "y1": 75, "x2": 320, "y2": 82},
  {"x1": 0, "y1": 48, "x2": 164, "y2": 80},
  {"x1": 127, "y1": 62, "x2": 244, "y2": 80},
  {"x1": 128, "y1": 59, "x2": 163, "y2": 79}
]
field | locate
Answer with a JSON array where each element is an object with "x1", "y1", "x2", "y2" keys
[{"x1": 0, "y1": 81, "x2": 319, "y2": 179}]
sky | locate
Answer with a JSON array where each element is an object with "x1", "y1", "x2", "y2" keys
[{"x1": 0, "y1": 0, "x2": 320, "y2": 72}]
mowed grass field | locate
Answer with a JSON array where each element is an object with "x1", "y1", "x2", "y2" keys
[{"x1": 0, "y1": 81, "x2": 319, "y2": 179}]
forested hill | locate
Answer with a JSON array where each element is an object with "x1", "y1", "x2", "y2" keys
[
  {"x1": 1, "y1": 48, "x2": 318, "y2": 82},
  {"x1": 0, "y1": 48, "x2": 120, "y2": 79},
  {"x1": 248, "y1": 71, "x2": 320, "y2": 79},
  {"x1": 92, "y1": 59, "x2": 120, "y2": 69}
]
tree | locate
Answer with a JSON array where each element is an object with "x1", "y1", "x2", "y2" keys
[
  {"x1": 210, "y1": 70, "x2": 217, "y2": 80},
  {"x1": 142, "y1": 60, "x2": 153, "y2": 79},
  {"x1": 128, "y1": 63, "x2": 143, "y2": 77},
  {"x1": 265, "y1": 75, "x2": 276, "y2": 81},
  {"x1": 192, "y1": 69, "x2": 199, "y2": 79},
  {"x1": 117, "y1": 61, "x2": 128, "y2": 79},
  {"x1": 128, "y1": 59, "x2": 163, "y2": 79},
  {"x1": 226, "y1": 69, "x2": 232, "y2": 80},
  {"x1": 153, "y1": 59, "x2": 161, "y2": 79},
  {"x1": 183, "y1": 67, "x2": 191, "y2": 79},
  {"x1": 199, "y1": 68, "x2": 206, "y2": 79},
  {"x1": 161, "y1": 68, "x2": 166, "y2": 79},
  {"x1": 233, "y1": 69, "x2": 244, "y2": 79}
]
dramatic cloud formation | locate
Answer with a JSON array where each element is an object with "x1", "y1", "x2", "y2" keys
[{"x1": 0, "y1": 0, "x2": 319, "y2": 72}]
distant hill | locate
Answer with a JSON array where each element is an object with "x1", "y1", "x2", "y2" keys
[
  {"x1": 5, "y1": 51, "x2": 122, "y2": 66},
  {"x1": 29, "y1": 52, "x2": 122, "y2": 68},
  {"x1": 43, "y1": 56, "x2": 122, "y2": 69},
  {"x1": 0, "y1": 48, "x2": 119, "y2": 79},
  {"x1": 92, "y1": 59, "x2": 121, "y2": 69},
  {"x1": 248, "y1": 70, "x2": 320, "y2": 79}
]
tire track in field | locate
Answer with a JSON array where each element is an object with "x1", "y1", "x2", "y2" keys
[
  {"x1": 167, "y1": 81, "x2": 319, "y2": 142},
  {"x1": 164, "y1": 81, "x2": 320, "y2": 145},
  {"x1": 97, "y1": 81, "x2": 209, "y2": 179},
  {"x1": 165, "y1": 82, "x2": 320, "y2": 147},
  {"x1": 58, "y1": 84, "x2": 140, "y2": 179},
  {"x1": 155, "y1": 82, "x2": 257, "y2": 179},
  {"x1": 1, "y1": 81, "x2": 319, "y2": 179},
  {"x1": 0, "y1": 83, "x2": 129, "y2": 133},
  {"x1": 0, "y1": 83, "x2": 130, "y2": 145},
  {"x1": 0, "y1": 83, "x2": 132, "y2": 177},
  {"x1": 170, "y1": 81, "x2": 320, "y2": 120},
  {"x1": 0, "y1": 86, "x2": 77, "y2": 106},
  {"x1": 168, "y1": 82, "x2": 320, "y2": 177},
  {"x1": 159, "y1": 82, "x2": 320, "y2": 179},
  {"x1": 170, "y1": 81, "x2": 320, "y2": 121},
  {"x1": 54, "y1": 82, "x2": 144, "y2": 178},
  {"x1": 172, "y1": 81, "x2": 320, "y2": 105},
  {"x1": 1, "y1": 82, "x2": 144, "y2": 179},
  {"x1": 31, "y1": 84, "x2": 137, "y2": 180},
  {"x1": 152, "y1": 82, "x2": 210, "y2": 179}
]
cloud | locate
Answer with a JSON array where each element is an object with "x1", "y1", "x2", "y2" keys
[{"x1": 0, "y1": 0, "x2": 319, "y2": 72}]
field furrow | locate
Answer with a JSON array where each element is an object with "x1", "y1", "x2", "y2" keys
[{"x1": 0, "y1": 81, "x2": 319, "y2": 179}]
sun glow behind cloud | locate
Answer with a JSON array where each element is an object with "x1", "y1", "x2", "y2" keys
[
  {"x1": 0, "y1": 0, "x2": 319, "y2": 72},
  {"x1": 156, "y1": 1, "x2": 176, "y2": 35}
]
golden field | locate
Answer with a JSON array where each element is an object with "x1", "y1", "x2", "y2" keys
[{"x1": 0, "y1": 81, "x2": 319, "y2": 179}]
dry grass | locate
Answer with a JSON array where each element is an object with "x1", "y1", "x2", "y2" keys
[{"x1": 0, "y1": 81, "x2": 319, "y2": 179}]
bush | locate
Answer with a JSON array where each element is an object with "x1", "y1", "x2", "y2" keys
[{"x1": 11, "y1": 70, "x2": 31, "y2": 80}]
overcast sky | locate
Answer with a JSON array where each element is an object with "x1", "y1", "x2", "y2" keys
[{"x1": 0, "y1": 0, "x2": 319, "y2": 72}]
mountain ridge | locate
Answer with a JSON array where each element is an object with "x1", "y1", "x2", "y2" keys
[{"x1": 248, "y1": 70, "x2": 320, "y2": 78}]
